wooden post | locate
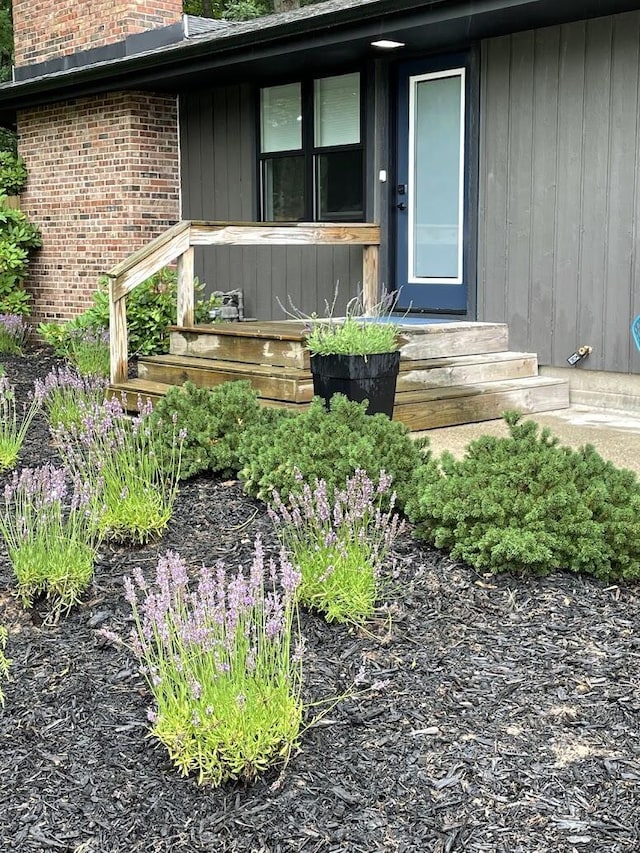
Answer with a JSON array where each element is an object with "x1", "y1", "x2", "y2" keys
[
  {"x1": 362, "y1": 244, "x2": 379, "y2": 312},
  {"x1": 109, "y1": 279, "x2": 129, "y2": 385},
  {"x1": 176, "y1": 246, "x2": 195, "y2": 326}
]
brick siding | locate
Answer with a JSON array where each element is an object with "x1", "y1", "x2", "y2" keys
[
  {"x1": 12, "y1": 1, "x2": 183, "y2": 67},
  {"x1": 17, "y1": 93, "x2": 180, "y2": 324}
]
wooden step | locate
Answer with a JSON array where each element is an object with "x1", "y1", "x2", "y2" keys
[
  {"x1": 397, "y1": 321, "x2": 509, "y2": 360},
  {"x1": 392, "y1": 377, "x2": 570, "y2": 431},
  {"x1": 169, "y1": 321, "x2": 310, "y2": 369},
  {"x1": 138, "y1": 353, "x2": 313, "y2": 404},
  {"x1": 112, "y1": 374, "x2": 570, "y2": 432},
  {"x1": 169, "y1": 320, "x2": 510, "y2": 368},
  {"x1": 397, "y1": 352, "x2": 538, "y2": 390}
]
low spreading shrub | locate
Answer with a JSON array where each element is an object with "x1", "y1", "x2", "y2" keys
[
  {"x1": 39, "y1": 269, "x2": 220, "y2": 359},
  {"x1": 0, "y1": 465, "x2": 103, "y2": 618},
  {"x1": 0, "y1": 375, "x2": 40, "y2": 470},
  {"x1": 269, "y1": 469, "x2": 405, "y2": 623},
  {"x1": 0, "y1": 313, "x2": 28, "y2": 354},
  {"x1": 405, "y1": 411, "x2": 640, "y2": 580},
  {"x1": 108, "y1": 539, "x2": 303, "y2": 785},
  {"x1": 0, "y1": 626, "x2": 10, "y2": 705},
  {"x1": 35, "y1": 365, "x2": 109, "y2": 431},
  {"x1": 238, "y1": 394, "x2": 429, "y2": 509},
  {"x1": 53, "y1": 395, "x2": 184, "y2": 543},
  {"x1": 151, "y1": 380, "x2": 285, "y2": 479}
]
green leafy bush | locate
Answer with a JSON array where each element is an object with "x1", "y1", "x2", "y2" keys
[
  {"x1": 0, "y1": 153, "x2": 27, "y2": 196},
  {"x1": 38, "y1": 268, "x2": 219, "y2": 358},
  {"x1": 0, "y1": 200, "x2": 41, "y2": 315},
  {"x1": 152, "y1": 380, "x2": 289, "y2": 479},
  {"x1": 405, "y1": 411, "x2": 640, "y2": 580},
  {"x1": 238, "y1": 394, "x2": 429, "y2": 508}
]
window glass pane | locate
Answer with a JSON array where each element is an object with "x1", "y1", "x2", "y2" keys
[
  {"x1": 316, "y1": 150, "x2": 363, "y2": 221},
  {"x1": 314, "y1": 73, "x2": 360, "y2": 148},
  {"x1": 412, "y1": 73, "x2": 463, "y2": 280},
  {"x1": 261, "y1": 83, "x2": 302, "y2": 153},
  {"x1": 263, "y1": 156, "x2": 305, "y2": 220}
]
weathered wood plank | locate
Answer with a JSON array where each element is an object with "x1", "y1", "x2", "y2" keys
[
  {"x1": 398, "y1": 324, "x2": 509, "y2": 359},
  {"x1": 138, "y1": 357, "x2": 314, "y2": 403},
  {"x1": 362, "y1": 245, "x2": 379, "y2": 311},
  {"x1": 189, "y1": 223, "x2": 381, "y2": 246},
  {"x1": 109, "y1": 284, "x2": 129, "y2": 385},
  {"x1": 397, "y1": 354, "x2": 538, "y2": 390},
  {"x1": 392, "y1": 378, "x2": 569, "y2": 430},
  {"x1": 105, "y1": 221, "x2": 190, "y2": 281},
  {"x1": 177, "y1": 247, "x2": 195, "y2": 326},
  {"x1": 111, "y1": 227, "x2": 192, "y2": 302}
]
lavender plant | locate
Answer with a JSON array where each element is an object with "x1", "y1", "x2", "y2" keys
[
  {"x1": 35, "y1": 364, "x2": 109, "y2": 431},
  {"x1": 109, "y1": 538, "x2": 303, "y2": 785},
  {"x1": 68, "y1": 327, "x2": 110, "y2": 378},
  {"x1": 0, "y1": 626, "x2": 10, "y2": 706},
  {"x1": 0, "y1": 465, "x2": 103, "y2": 617},
  {"x1": 269, "y1": 469, "x2": 405, "y2": 623},
  {"x1": 0, "y1": 376, "x2": 40, "y2": 470},
  {"x1": 0, "y1": 314, "x2": 28, "y2": 354},
  {"x1": 54, "y1": 395, "x2": 183, "y2": 543}
]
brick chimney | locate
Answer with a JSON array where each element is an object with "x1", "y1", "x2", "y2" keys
[
  {"x1": 13, "y1": 1, "x2": 184, "y2": 324},
  {"x1": 12, "y1": 0, "x2": 183, "y2": 68}
]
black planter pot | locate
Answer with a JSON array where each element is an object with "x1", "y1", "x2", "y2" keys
[{"x1": 310, "y1": 351, "x2": 401, "y2": 417}]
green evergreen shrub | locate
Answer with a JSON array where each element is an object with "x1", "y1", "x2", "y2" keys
[
  {"x1": 0, "y1": 199, "x2": 41, "y2": 315},
  {"x1": 405, "y1": 411, "x2": 640, "y2": 580},
  {"x1": 151, "y1": 380, "x2": 290, "y2": 479},
  {"x1": 38, "y1": 268, "x2": 220, "y2": 358},
  {"x1": 238, "y1": 394, "x2": 429, "y2": 508}
]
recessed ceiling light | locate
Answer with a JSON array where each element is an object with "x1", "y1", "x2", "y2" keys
[{"x1": 371, "y1": 39, "x2": 405, "y2": 49}]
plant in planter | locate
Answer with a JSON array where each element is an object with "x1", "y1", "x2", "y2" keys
[{"x1": 291, "y1": 289, "x2": 402, "y2": 417}]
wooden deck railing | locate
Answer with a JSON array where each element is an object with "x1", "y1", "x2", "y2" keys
[{"x1": 103, "y1": 220, "x2": 381, "y2": 384}]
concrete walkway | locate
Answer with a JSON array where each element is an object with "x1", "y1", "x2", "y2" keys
[{"x1": 419, "y1": 406, "x2": 640, "y2": 476}]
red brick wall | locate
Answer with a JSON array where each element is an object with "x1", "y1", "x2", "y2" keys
[
  {"x1": 17, "y1": 92, "x2": 180, "y2": 324},
  {"x1": 12, "y1": 0, "x2": 183, "y2": 67}
]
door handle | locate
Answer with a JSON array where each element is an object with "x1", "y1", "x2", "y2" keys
[{"x1": 397, "y1": 202, "x2": 407, "y2": 211}]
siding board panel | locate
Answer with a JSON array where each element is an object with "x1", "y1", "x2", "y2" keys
[
  {"x1": 578, "y1": 18, "x2": 613, "y2": 371},
  {"x1": 552, "y1": 22, "x2": 585, "y2": 366},
  {"x1": 505, "y1": 30, "x2": 535, "y2": 351},
  {"x1": 478, "y1": 37, "x2": 511, "y2": 323},
  {"x1": 604, "y1": 14, "x2": 639, "y2": 372},
  {"x1": 529, "y1": 27, "x2": 559, "y2": 365},
  {"x1": 480, "y1": 12, "x2": 640, "y2": 374}
]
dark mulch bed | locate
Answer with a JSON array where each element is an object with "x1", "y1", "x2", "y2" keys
[{"x1": 1, "y1": 351, "x2": 640, "y2": 853}]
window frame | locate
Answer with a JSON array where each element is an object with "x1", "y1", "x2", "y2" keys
[{"x1": 257, "y1": 70, "x2": 366, "y2": 223}]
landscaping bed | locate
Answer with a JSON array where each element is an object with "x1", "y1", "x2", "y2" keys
[{"x1": 1, "y1": 350, "x2": 639, "y2": 853}]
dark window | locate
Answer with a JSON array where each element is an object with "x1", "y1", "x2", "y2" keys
[{"x1": 259, "y1": 73, "x2": 364, "y2": 222}]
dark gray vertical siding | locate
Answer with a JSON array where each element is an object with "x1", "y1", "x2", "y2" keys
[
  {"x1": 179, "y1": 83, "x2": 364, "y2": 320},
  {"x1": 479, "y1": 12, "x2": 640, "y2": 374}
]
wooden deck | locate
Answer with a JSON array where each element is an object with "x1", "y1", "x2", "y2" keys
[{"x1": 112, "y1": 320, "x2": 570, "y2": 430}]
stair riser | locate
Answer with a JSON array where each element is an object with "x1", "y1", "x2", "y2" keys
[
  {"x1": 398, "y1": 326, "x2": 509, "y2": 360},
  {"x1": 398, "y1": 356, "x2": 538, "y2": 391},
  {"x1": 138, "y1": 360, "x2": 313, "y2": 404},
  {"x1": 170, "y1": 330, "x2": 309, "y2": 369},
  {"x1": 393, "y1": 383, "x2": 570, "y2": 430}
]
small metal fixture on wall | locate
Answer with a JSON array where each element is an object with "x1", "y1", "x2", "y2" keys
[
  {"x1": 209, "y1": 289, "x2": 245, "y2": 321},
  {"x1": 566, "y1": 345, "x2": 592, "y2": 366}
]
